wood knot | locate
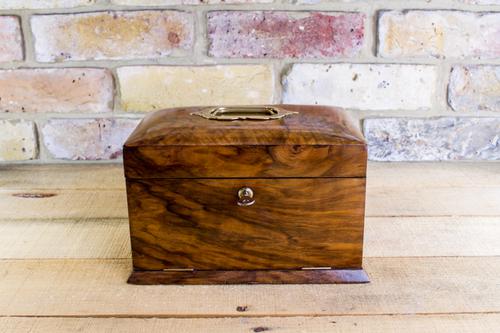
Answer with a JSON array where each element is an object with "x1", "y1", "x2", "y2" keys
[
  {"x1": 236, "y1": 305, "x2": 248, "y2": 312},
  {"x1": 12, "y1": 192, "x2": 57, "y2": 198}
]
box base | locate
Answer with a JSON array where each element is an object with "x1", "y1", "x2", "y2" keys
[{"x1": 127, "y1": 268, "x2": 369, "y2": 285}]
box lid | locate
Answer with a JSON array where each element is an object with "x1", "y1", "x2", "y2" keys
[
  {"x1": 124, "y1": 105, "x2": 367, "y2": 179},
  {"x1": 125, "y1": 104, "x2": 365, "y2": 147}
]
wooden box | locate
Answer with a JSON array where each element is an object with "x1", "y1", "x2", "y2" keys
[{"x1": 123, "y1": 105, "x2": 368, "y2": 284}]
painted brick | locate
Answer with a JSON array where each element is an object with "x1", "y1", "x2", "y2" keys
[
  {"x1": 0, "y1": 1, "x2": 95, "y2": 9},
  {"x1": 297, "y1": 0, "x2": 500, "y2": 3},
  {"x1": 458, "y1": 0, "x2": 500, "y2": 4},
  {"x1": 112, "y1": 0, "x2": 273, "y2": 4},
  {"x1": 448, "y1": 66, "x2": 500, "y2": 112},
  {"x1": 31, "y1": 11, "x2": 193, "y2": 62},
  {"x1": 0, "y1": 16, "x2": 23, "y2": 62},
  {"x1": 364, "y1": 118, "x2": 500, "y2": 161},
  {"x1": 42, "y1": 118, "x2": 140, "y2": 160},
  {"x1": 378, "y1": 10, "x2": 500, "y2": 59},
  {"x1": 0, "y1": 120, "x2": 37, "y2": 161},
  {"x1": 118, "y1": 65, "x2": 274, "y2": 112},
  {"x1": 208, "y1": 11, "x2": 364, "y2": 58},
  {"x1": 0, "y1": 68, "x2": 113, "y2": 113},
  {"x1": 283, "y1": 64, "x2": 437, "y2": 111}
]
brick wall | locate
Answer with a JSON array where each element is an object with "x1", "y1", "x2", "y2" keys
[{"x1": 0, "y1": 0, "x2": 499, "y2": 163}]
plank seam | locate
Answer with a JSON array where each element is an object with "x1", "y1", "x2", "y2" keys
[
  {"x1": 1, "y1": 311, "x2": 500, "y2": 319},
  {"x1": 3, "y1": 214, "x2": 500, "y2": 223}
]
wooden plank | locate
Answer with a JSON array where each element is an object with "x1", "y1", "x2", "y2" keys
[
  {"x1": 2, "y1": 184, "x2": 500, "y2": 221},
  {"x1": 0, "y1": 190, "x2": 127, "y2": 220},
  {"x1": 2, "y1": 163, "x2": 499, "y2": 191},
  {"x1": 1, "y1": 163, "x2": 500, "y2": 219},
  {"x1": 364, "y1": 217, "x2": 500, "y2": 257},
  {"x1": 368, "y1": 162, "x2": 500, "y2": 188},
  {"x1": 2, "y1": 162, "x2": 499, "y2": 191},
  {"x1": 367, "y1": 161, "x2": 500, "y2": 189},
  {"x1": 0, "y1": 219, "x2": 130, "y2": 259},
  {"x1": 1, "y1": 314, "x2": 500, "y2": 333},
  {"x1": 0, "y1": 257, "x2": 498, "y2": 316},
  {"x1": 0, "y1": 164, "x2": 124, "y2": 190},
  {"x1": 0, "y1": 217, "x2": 498, "y2": 259},
  {"x1": 366, "y1": 187, "x2": 500, "y2": 216}
]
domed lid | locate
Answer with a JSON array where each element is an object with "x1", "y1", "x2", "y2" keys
[{"x1": 124, "y1": 104, "x2": 365, "y2": 147}]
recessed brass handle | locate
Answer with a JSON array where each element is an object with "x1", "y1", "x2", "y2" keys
[
  {"x1": 191, "y1": 106, "x2": 297, "y2": 121},
  {"x1": 237, "y1": 187, "x2": 255, "y2": 207}
]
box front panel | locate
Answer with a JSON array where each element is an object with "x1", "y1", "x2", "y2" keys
[{"x1": 127, "y1": 178, "x2": 365, "y2": 271}]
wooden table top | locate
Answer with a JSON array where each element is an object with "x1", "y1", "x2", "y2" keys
[{"x1": 0, "y1": 162, "x2": 499, "y2": 332}]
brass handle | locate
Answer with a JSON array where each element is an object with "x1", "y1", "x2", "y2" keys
[
  {"x1": 237, "y1": 187, "x2": 255, "y2": 207},
  {"x1": 191, "y1": 106, "x2": 297, "y2": 121}
]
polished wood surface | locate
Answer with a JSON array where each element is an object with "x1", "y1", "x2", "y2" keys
[
  {"x1": 124, "y1": 104, "x2": 367, "y2": 284},
  {"x1": 123, "y1": 105, "x2": 367, "y2": 179},
  {"x1": 128, "y1": 269, "x2": 369, "y2": 285},
  {"x1": 124, "y1": 145, "x2": 366, "y2": 179},
  {"x1": 127, "y1": 178, "x2": 365, "y2": 271},
  {"x1": 124, "y1": 105, "x2": 365, "y2": 147}
]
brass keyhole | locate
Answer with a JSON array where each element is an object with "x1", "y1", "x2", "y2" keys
[{"x1": 237, "y1": 187, "x2": 255, "y2": 207}]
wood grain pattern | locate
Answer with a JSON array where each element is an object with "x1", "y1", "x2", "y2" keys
[
  {"x1": 128, "y1": 269, "x2": 369, "y2": 285},
  {"x1": 125, "y1": 105, "x2": 365, "y2": 147},
  {"x1": 123, "y1": 105, "x2": 366, "y2": 179},
  {"x1": 1, "y1": 216, "x2": 500, "y2": 260},
  {"x1": 1, "y1": 163, "x2": 499, "y2": 331},
  {"x1": 0, "y1": 190, "x2": 127, "y2": 220},
  {"x1": 127, "y1": 178, "x2": 365, "y2": 271},
  {"x1": 2, "y1": 163, "x2": 500, "y2": 220},
  {"x1": 124, "y1": 105, "x2": 367, "y2": 283},
  {"x1": 0, "y1": 257, "x2": 499, "y2": 316},
  {"x1": 0, "y1": 164, "x2": 124, "y2": 190},
  {"x1": 3, "y1": 163, "x2": 498, "y2": 191},
  {"x1": 124, "y1": 145, "x2": 366, "y2": 179},
  {"x1": 2, "y1": 314, "x2": 500, "y2": 333},
  {"x1": 0, "y1": 218, "x2": 130, "y2": 259}
]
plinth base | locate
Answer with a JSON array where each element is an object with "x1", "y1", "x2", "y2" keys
[{"x1": 128, "y1": 268, "x2": 369, "y2": 285}]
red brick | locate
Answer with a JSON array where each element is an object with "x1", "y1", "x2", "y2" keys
[
  {"x1": 0, "y1": 68, "x2": 113, "y2": 113},
  {"x1": 208, "y1": 11, "x2": 364, "y2": 58}
]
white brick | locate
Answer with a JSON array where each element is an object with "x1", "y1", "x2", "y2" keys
[
  {"x1": 448, "y1": 66, "x2": 500, "y2": 112},
  {"x1": 111, "y1": 0, "x2": 273, "y2": 4},
  {"x1": 0, "y1": 1, "x2": 95, "y2": 9},
  {"x1": 282, "y1": 64, "x2": 437, "y2": 111},
  {"x1": 0, "y1": 120, "x2": 37, "y2": 161},
  {"x1": 365, "y1": 117, "x2": 500, "y2": 161},
  {"x1": 0, "y1": 16, "x2": 23, "y2": 62},
  {"x1": 457, "y1": 0, "x2": 500, "y2": 4},
  {"x1": 378, "y1": 10, "x2": 500, "y2": 59},
  {"x1": 42, "y1": 118, "x2": 140, "y2": 160},
  {"x1": 118, "y1": 65, "x2": 275, "y2": 112}
]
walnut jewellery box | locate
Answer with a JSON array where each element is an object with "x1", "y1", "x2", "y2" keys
[{"x1": 123, "y1": 104, "x2": 368, "y2": 285}]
